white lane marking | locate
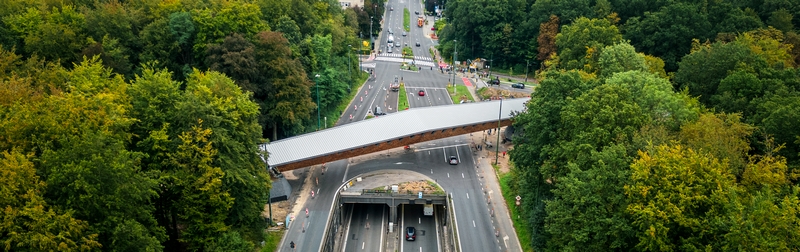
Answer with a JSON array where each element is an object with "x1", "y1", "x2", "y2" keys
[
  {"x1": 431, "y1": 169, "x2": 433, "y2": 174},
  {"x1": 466, "y1": 193, "x2": 469, "y2": 199},
  {"x1": 362, "y1": 242, "x2": 365, "y2": 250},
  {"x1": 462, "y1": 173, "x2": 464, "y2": 178},
  {"x1": 419, "y1": 218, "x2": 421, "y2": 224},
  {"x1": 473, "y1": 220, "x2": 476, "y2": 227},
  {"x1": 447, "y1": 173, "x2": 450, "y2": 178},
  {"x1": 342, "y1": 163, "x2": 350, "y2": 182},
  {"x1": 455, "y1": 146, "x2": 460, "y2": 163},
  {"x1": 442, "y1": 148, "x2": 447, "y2": 163}
]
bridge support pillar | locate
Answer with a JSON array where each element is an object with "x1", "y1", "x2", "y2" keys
[{"x1": 389, "y1": 205, "x2": 397, "y2": 225}]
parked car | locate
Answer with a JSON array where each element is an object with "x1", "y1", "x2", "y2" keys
[
  {"x1": 406, "y1": 227, "x2": 416, "y2": 241},
  {"x1": 449, "y1": 156, "x2": 459, "y2": 165},
  {"x1": 512, "y1": 83, "x2": 525, "y2": 89},
  {"x1": 418, "y1": 90, "x2": 425, "y2": 96}
]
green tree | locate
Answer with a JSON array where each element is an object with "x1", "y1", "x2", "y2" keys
[
  {"x1": 626, "y1": 144, "x2": 735, "y2": 251},
  {"x1": 555, "y1": 17, "x2": 623, "y2": 71},
  {"x1": 191, "y1": 2, "x2": 269, "y2": 62},
  {"x1": 624, "y1": 3, "x2": 713, "y2": 71},
  {"x1": 254, "y1": 31, "x2": 315, "y2": 139},
  {"x1": 597, "y1": 42, "x2": 647, "y2": 78},
  {"x1": 169, "y1": 122, "x2": 233, "y2": 250},
  {"x1": 0, "y1": 150, "x2": 102, "y2": 251},
  {"x1": 544, "y1": 144, "x2": 636, "y2": 251}
]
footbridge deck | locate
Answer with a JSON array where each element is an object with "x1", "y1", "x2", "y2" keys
[{"x1": 261, "y1": 98, "x2": 529, "y2": 172}]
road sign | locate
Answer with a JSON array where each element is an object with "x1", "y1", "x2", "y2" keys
[{"x1": 418, "y1": 192, "x2": 423, "y2": 199}]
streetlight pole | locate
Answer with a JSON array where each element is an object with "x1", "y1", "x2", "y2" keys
[
  {"x1": 347, "y1": 44, "x2": 352, "y2": 90},
  {"x1": 451, "y1": 39, "x2": 457, "y2": 95},
  {"x1": 495, "y1": 98, "x2": 502, "y2": 165},
  {"x1": 359, "y1": 32, "x2": 363, "y2": 72},
  {"x1": 315, "y1": 74, "x2": 320, "y2": 130},
  {"x1": 524, "y1": 59, "x2": 529, "y2": 83}
]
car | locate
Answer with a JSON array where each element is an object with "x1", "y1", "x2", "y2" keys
[
  {"x1": 418, "y1": 90, "x2": 425, "y2": 96},
  {"x1": 489, "y1": 78, "x2": 500, "y2": 85},
  {"x1": 374, "y1": 106, "x2": 386, "y2": 115},
  {"x1": 388, "y1": 29, "x2": 393, "y2": 35},
  {"x1": 406, "y1": 227, "x2": 416, "y2": 241},
  {"x1": 449, "y1": 156, "x2": 459, "y2": 165},
  {"x1": 388, "y1": 47, "x2": 393, "y2": 53},
  {"x1": 415, "y1": 41, "x2": 420, "y2": 47},
  {"x1": 414, "y1": 10, "x2": 419, "y2": 15},
  {"x1": 512, "y1": 83, "x2": 525, "y2": 89},
  {"x1": 402, "y1": 31, "x2": 407, "y2": 36},
  {"x1": 395, "y1": 41, "x2": 400, "y2": 47},
  {"x1": 390, "y1": 7, "x2": 393, "y2": 11}
]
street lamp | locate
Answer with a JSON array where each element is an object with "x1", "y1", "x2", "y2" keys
[
  {"x1": 495, "y1": 98, "x2": 502, "y2": 165},
  {"x1": 451, "y1": 39, "x2": 457, "y2": 95},
  {"x1": 347, "y1": 44, "x2": 352, "y2": 90},
  {"x1": 315, "y1": 74, "x2": 320, "y2": 130},
  {"x1": 524, "y1": 59, "x2": 529, "y2": 83}
]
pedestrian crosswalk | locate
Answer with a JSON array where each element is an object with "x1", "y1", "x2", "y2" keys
[
  {"x1": 377, "y1": 53, "x2": 433, "y2": 61},
  {"x1": 373, "y1": 57, "x2": 435, "y2": 67}
]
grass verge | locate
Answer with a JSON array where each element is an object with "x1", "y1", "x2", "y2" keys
[
  {"x1": 332, "y1": 71, "x2": 368, "y2": 127},
  {"x1": 259, "y1": 229, "x2": 284, "y2": 252},
  {"x1": 403, "y1": 8, "x2": 410, "y2": 32},
  {"x1": 499, "y1": 172, "x2": 534, "y2": 252},
  {"x1": 445, "y1": 84, "x2": 475, "y2": 104},
  {"x1": 398, "y1": 84, "x2": 409, "y2": 111}
]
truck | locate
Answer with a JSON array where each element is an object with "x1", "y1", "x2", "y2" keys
[
  {"x1": 423, "y1": 204, "x2": 433, "y2": 216},
  {"x1": 417, "y1": 16, "x2": 424, "y2": 27}
]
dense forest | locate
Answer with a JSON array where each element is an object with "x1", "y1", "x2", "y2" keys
[
  {"x1": 433, "y1": 0, "x2": 800, "y2": 250},
  {"x1": 0, "y1": 0, "x2": 377, "y2": 251}
]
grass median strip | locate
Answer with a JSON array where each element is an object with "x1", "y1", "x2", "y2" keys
[
  {"x1": 446, "y1": 84, "x2": 475, "y2": 104},
  {"x1": 399, "y1": 84, "x2": 409, "y2": 111},
  {"x1": 403, "y1": 8, "x2": 410, "y2": 32}
]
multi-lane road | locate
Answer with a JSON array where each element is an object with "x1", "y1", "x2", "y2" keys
[{"x1": 279, "y1": 0, "x2": 506, "y2": 251}]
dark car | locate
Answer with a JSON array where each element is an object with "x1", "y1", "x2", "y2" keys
[
  {"x1": 489, "y1": 78, "x2": 500, "y2": 85},
  {"x1": 390, "y1": 7, "x2": 393, "y2": 11},
  {"x1": 512, "y1": 83, "x2": 525, "y2": 89},
  {"x1": 402, "y1": 31, "x2": 407, "y2": 36},
  {"x1": 406, "y1": 227, "x2": 416, "y2": 241},
  {"x1": 449, "y1": 156, "x2": 459, "y2": 165},
  {"x1": 414, "y1": 10, "x2": 419, "y2": 15},
  {"x1": 415, "y1": 41, "x2": 420, "y2": 47},
  {"x1": 418, "y1": 90, "x2": 425, "y2": 96}
]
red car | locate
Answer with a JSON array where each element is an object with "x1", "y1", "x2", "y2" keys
[{"x1": 418, "y1": 90, "x2": 425, "y2": 96}]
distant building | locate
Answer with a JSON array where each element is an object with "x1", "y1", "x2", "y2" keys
[{"x1": 339, "y1": 0, "x2": 364, "y2": 9}]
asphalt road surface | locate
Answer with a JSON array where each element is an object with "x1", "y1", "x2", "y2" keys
[{"x1": 280, "y1": 0, "x2": 501, "y2": 251}]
